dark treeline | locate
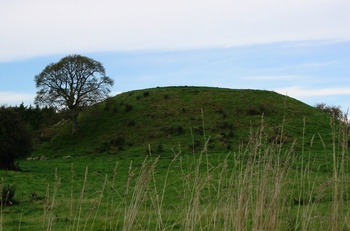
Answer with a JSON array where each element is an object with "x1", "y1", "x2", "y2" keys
[
  {"x1": 0, "y1": 104, "x2": 62, "y2": 169},
  {"x1": 2, "y1": 103, "x2": 62, "y2": 147},
  {"x1": 7, "y1": 103, "x2": 60, "y2": 131}
]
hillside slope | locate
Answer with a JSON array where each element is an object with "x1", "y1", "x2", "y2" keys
[{"x1": 35, "y1": 86, "x2": 333, "y2": 157}]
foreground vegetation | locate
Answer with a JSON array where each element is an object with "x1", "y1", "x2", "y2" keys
[{"x1": 1, "y1": 115, "x2": 349, "y2": 230}]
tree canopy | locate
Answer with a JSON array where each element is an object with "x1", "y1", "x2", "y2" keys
[
  {"x1": 0, "y1": 107, "x2": 32, "y2": 170},
  {"x1": 34, "y1": 54, "x2": 114, "y2": 133}
]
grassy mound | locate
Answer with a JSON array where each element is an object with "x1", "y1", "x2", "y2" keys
[
  {"x1": 4, "y1": 87, "x2": 350, "y2": 230},
  {"x1": 35, "y1": 86, "x2": 332, "y2": 157}
]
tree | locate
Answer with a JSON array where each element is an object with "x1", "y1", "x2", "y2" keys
[
  {"x1": 315, "y1": 103, "x2": 344, "y2": 121},
  {"x1": 34, "y1": 54, "x2": 114, "y2": 133},
  {"x1": 0, "y1": 107, "x2": 32, "y2": 170}
]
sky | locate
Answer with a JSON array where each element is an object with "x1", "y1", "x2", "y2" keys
[{"x1": 1, "y1": 0, "x2": 350, "y2": 112}]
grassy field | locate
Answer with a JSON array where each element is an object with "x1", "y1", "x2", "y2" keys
[
  {"x1": 2, "y1": 119, "x2": 350, "y2": 230},
  {"x1": 1, "y1": 87, "x2": 349, "y2": 230}
]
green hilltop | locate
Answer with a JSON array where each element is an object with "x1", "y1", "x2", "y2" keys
[{"x1": 35, "y1": 86, "x2": 333, "y2": 157}]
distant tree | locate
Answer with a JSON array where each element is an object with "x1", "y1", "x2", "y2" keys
[
  {"x1": 315, "y1": 103, "x2": 344, "y2": 121},
  {"x1": 34, "y1": 54, "x2": 114, "y2": 133},
  {"x1": 0, "y1": 107, "x2": 32, "y2": 170}
]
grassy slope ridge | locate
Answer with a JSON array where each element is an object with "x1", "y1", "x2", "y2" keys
[{"x1": 35, "y1": 86, "x2": 332, "y2": 157}]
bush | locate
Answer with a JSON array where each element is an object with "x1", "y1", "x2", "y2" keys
[
  {"x1": 315, "y1": 103, "x2": 344, "y2": 121},
  {"x1": 0, "y1": 107, "x2": 32, "y2": 170},
  {"x1": 1, "y1": 184, "x2": 16, "y2": 206},
  {"x1": 156, "y1": 144, "x2": 164, "y2": 153},
  {"x1": 128, "y1": 120, "x2": 136, "y2": 127},
  {"x1": 165, "y1": 126, "x2": 186, "y2": 135},
  {"x1": 111, "y1": 137, "x2": 125, "y2": 147},
  {"x1": 125, "y1": 104, "x2": 133, "y2": 112}
]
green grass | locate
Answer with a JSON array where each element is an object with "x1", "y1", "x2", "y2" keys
[
  {"x1": 2, "y1": 115, "x2": 350, "y2": 230},
  {"x1": 35, "y1": 86, "x2": 333, "y2": 158},
  {"x1": 1, "y1": 86, "x2": 349, "y2": 230}
]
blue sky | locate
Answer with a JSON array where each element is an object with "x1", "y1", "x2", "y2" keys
[{"x1": 1, "y1": 0, "x2": 350, "y2": 111}]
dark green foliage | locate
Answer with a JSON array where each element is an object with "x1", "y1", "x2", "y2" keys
[
  {"x1": 10, "y1": 103, "x2": 59, "y2": 130},
  {"x1": 29, "y1": 191, "x2": 44, "y2": 202},
  {"x1": 189, "y1": 140, "x2": 202, "y2": 151},
  {"x1": 315, "y1": 103, "x2": 344, "y2": 121},
  {"x1": 0, "y1": 107, "x2": 32, "y2": 170},
  {"x1": 127, "y1": 120, "x2": 136, "y2": 127},
  {"x1": 164, "y1": 125, "x2": 186, "y2": 135},
  {"x1": 247, "y1": 104, "x2": 265, "y2": 116},
  {"x1": 95, "y1": 137, "x2": 126, "y2": 153},
  {"x1": 9, "y1": 104, "x2": 60, "y2": 146},
  {"x1": 125, "y1": 104, "x2": 133, "y2": 112},
  {"x1": 219, "y1": 122, "x2": 234, "y2": 130},
  {"x1": 156, "y1": 143, "x2": 164, "y2": 153},
  {"x1": 110, "y1": 137, "x2": 125, "y2": 147},
  {"x1": 143, "y1": 91, "x2": 150, "y2": 97},
  {"x1": 216, "y1": 108, "x2": 225, "y2": 114},
  {"x1": 104, "y1": 97, "x2": 118, "y2": 112},
  {"x1": 0, "y1": 184, "x2": 16, "y2": 206}
]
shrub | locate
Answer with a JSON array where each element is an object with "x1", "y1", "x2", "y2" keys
[
  {"x1": 166, "y1": 126, "x2": 186, "y2": 135},
  {"x1": 30, "y1": 191, "x2": 44, "y2": 202},
  {"x1": 95, "y1": 141, "x2": 110, "y2": 153},
  {"x1": 111, "y1": 137, "x2": 125, "y2": 147},
  {"x1": 177, "y1": 126, "x2": 185, "y2": 134},
  {"x1": 0, "y1": 107, "x2": 32, "y2": 170},
  {"x1": 1, "y1": 184, "x2": 16, "y2": 206},
  {"x1": 128, "y1": 120, "x2": 136, "y2": 127},
  {"x1": 143, "y1": 91, "x2": 150, "y2": 97},
  {"x1": 156, "y1": 143, "x2": 164, "y2": 153},
  {"x1": 189, "y1": 140, "x2": 201, "y2": 151},
  {"x1": 104, "y1": 98, "x2": 116, "y2": 111},
  {"x1": 216, "y1": 108, "x2": 225, "y2": 114},
  {"x1": 228, "y1": 131, "x2": 235, "y2": 138},
  {"x1": 315, "y1": 103, "x2": 344, "y2": 121},
  {"x1": 246, "y1": 103, "x2": 270, "y2": 116},
  {"x1": 219, "y1": 122, "x2": 234, "y2": 130},
  {"x1": 125, "y1": 104, "x2": 133, "y2": 112}
]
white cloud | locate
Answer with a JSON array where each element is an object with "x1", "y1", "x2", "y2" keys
[
  {"x1": 1, "y1": 0, "x2": 350, "y2": 61},
  {"x1": 0, "y1": 92, "x2": 35, "y2": 106}
]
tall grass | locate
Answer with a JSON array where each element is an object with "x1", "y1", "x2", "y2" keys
[{"x1": 1, "y1": 116, "x2": 349, "y2": 230}]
